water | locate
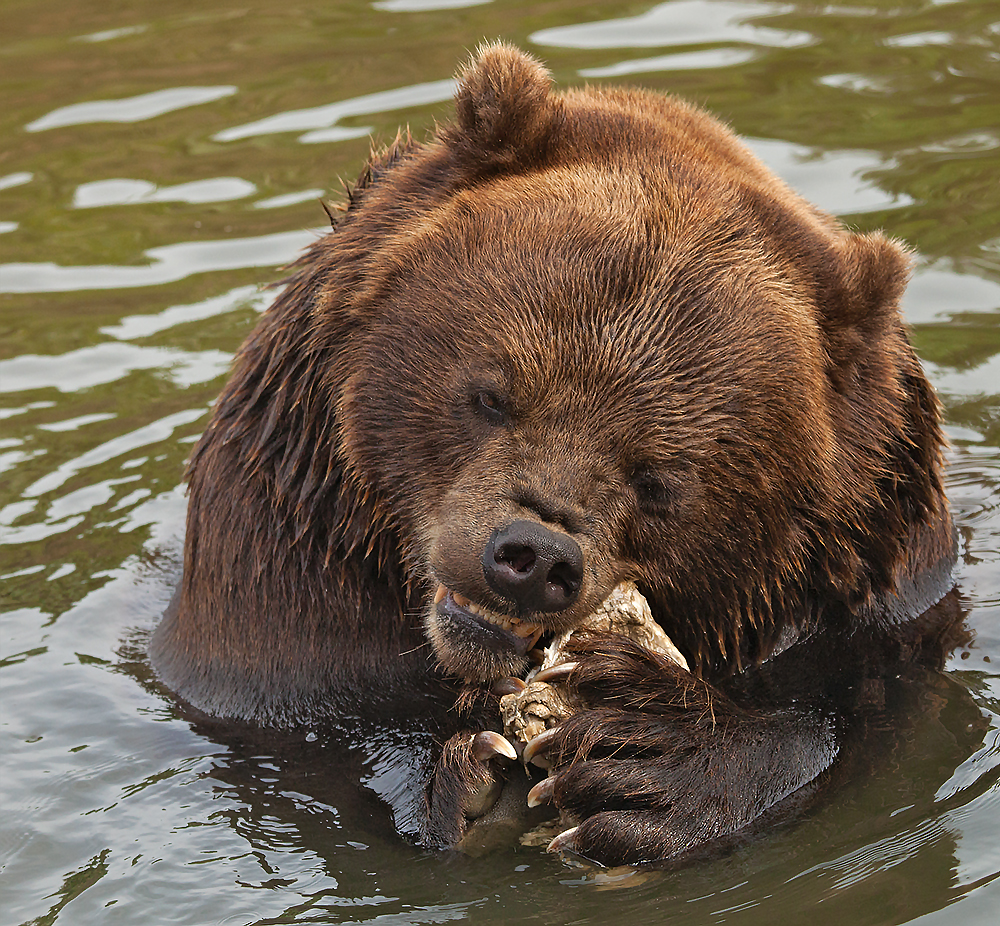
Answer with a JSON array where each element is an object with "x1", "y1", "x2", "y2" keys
[{"x1": 1, "y1": 1, "x2": 998, "y2": 923}]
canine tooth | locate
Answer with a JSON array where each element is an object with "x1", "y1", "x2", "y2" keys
[
  {"x1": 433, "y1": 585, "x2": 447, "y2": 605},
  {"x1": 453, "y1": 592, "x2": 471, "y2": 608},
  {"x1": 510, "y1": 621, "x2": 541, "y2": 639}
]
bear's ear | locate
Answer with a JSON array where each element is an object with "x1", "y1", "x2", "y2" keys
[
  {"x1": 818, "y1": 231, "x2": 914, "y2": 391},
  {"x1": 830, "y1": 232, "x2": 912, "y2": 330},
  {"x1": 445, "y1": 42, "x2": 561, "y2": 175}
]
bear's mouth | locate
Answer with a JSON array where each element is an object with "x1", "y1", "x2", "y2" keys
[{"x1": 433, "y1": 584, "x2": 545, "y2": 654}]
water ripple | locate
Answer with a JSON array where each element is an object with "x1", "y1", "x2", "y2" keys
[
  {"x1": 0, "y1": 171, "x2": 33, "y2": 192},
  {"x1": 73, "y1": 177, "x2": 257, "y2": 209},
  {"x1": 18, "y1": 407, "x2": 208, "y2": 500},
  {"x1": 531, "y1": 1, "x2": 813, "y2": 50},
  {"x1": 579, "y1": 48, "x2": 756, "y2": 77},
  {"x1": 374, "y1": 0, "x2": 492, "y2": 10},
  {"x1": 0, "y1": 227, "x2": 321, "y2": 293},
  {"x1": 212, "y1": 79, "x2": 456, "y2": 144},
  {"x1": 0, "y1": 342, "x2": 232, "y2": 393},
  {"x1": 101, "y1": 284, "x2": 269, "y2": 340},
  {"x1": 26, "y1": 86, "x2": 238, "y2": 132}
]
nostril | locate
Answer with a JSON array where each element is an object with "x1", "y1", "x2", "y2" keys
[
  {"x1": 495, "y1": 542, "x2": 536, "y2": 575},
  {"x1": 546, "y1": 560, "x2": 581, "y2": 600}
]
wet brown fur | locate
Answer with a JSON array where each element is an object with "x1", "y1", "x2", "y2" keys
[{"x1": 151, "y1": 44, "x2": 958, "y2": 862}]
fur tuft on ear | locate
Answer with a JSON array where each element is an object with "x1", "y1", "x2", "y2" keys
[
  {"x1": 445, "y1": 41, "x2": 560, "y2": 175},
  {"x1": 833, "y1": 232, "x2": 913, "y2": 331},
  {"x1": 817, "y1": 231, "x2": 914, "y2": 392}
]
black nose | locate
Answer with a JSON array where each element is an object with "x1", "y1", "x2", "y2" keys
[{"x1": 482, "y1": 520, "x2": 584, "y2": 613}]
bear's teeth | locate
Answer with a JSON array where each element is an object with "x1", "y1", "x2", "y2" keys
[
  {"x1": 439, "y1": 586, "x2": 542, "y2": 639},
  {"x1": 466, "y1": 600, "x2": 504, "y2": 625},
  {"x1": 511, "y1": 621, "x2": 542, "y2": 640}
]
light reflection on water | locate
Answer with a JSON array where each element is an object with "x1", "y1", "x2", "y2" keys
[
  {"x1": 0, "y1": 1, "x2": 997, "y2": 924},
  {"x1": 25, "y1": 86, "x2": 239, "y2": 132},
  {"x1": 0, "y1": 228, "x2": 323, "y2": 292},
  {"x1": 211, "y1": 79, "x2": 458, "y2": 143},
  {"x1": 530, "y1": 1, "x2": 815, "y2": 50}
]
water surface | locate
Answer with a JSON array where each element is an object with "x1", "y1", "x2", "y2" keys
[{"x1": 2, "y1": 1, "x2": 998, "y2": 923}]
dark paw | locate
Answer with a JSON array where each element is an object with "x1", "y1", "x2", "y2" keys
[
  {"x1": 521, "y1": 646, "x2": 837, "y2": 866},
  {"x1": 426, "y1": 730, "x2": 517, "y2": 847},
  {"x1": 521, "y1": 712, "x2": 724, "y2": 865}
]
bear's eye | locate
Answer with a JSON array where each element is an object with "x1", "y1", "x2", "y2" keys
[
  {"x1": 630, "y1": 465, "x2": 675, "y2": 511},
  {"x1": 472, "y1": 390, "x2": 508, "y2": 426}
]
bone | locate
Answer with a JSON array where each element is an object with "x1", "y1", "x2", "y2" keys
[
  {"x1": 499, "y1": 581, "x2": 688, "y2": 750},
  {"x1": 541, "y1": 581, "x2": 689, "y2": 675}
]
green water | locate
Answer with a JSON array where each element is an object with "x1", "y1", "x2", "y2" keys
[{"x1": 1, "y1": 1, "x2": 998, "y2": 923}]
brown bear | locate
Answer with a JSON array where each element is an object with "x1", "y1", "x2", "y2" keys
[{"x1": 151, "y1": 43, "x2": 961, "y2": 866}]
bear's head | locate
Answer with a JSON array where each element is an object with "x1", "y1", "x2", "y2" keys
[{"x1": 311, "y1": 44, "x2": 944, "y2": 684}]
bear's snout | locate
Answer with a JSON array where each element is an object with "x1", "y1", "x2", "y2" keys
[{"x1": 482, "y1": 520, "x2": 583, "y2": 613}]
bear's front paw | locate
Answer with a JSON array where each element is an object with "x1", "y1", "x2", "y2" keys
[
  {"x1": 523, "y1": 708, "x2": 751, "y2": 865},
  {"x1": 426, "y1": 730, "x2": 518, "y2": 847},
  {"x1": 522, "y1": 646, "x2": 837, "y2": 866}
]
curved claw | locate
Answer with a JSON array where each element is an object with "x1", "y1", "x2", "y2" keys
[
  {"x1": 491, "y1": 676, "x2": 527, "y2": 696},
  {"x1": 533, "y1": 661, "x2": 579, "y2": 684},
  {"x1": 526, "y1": 775, "x2": 556, "y2": 808},
  {"x1": 523, "y1": 725, "x2": 561, "y2": 768},
  {"x1": 547, "y1": 825, "x2": 580, "y2": 855},
  {"x1": 471, "y1": 731, "x2": 517, "y2": 762}
]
